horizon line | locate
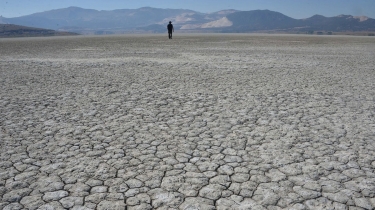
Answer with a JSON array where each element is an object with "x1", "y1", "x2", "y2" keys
[{"x1": 1, "y1": 6, "x2": 374, "y2": 20}]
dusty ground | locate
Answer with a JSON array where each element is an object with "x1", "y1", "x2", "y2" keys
[{"x1": 1, "y1": 34, "x2": 375, "y2": 209}]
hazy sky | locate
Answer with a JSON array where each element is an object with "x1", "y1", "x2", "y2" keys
[{"x1": 1, "y1": 0, "x2": 374, "y2": 19}]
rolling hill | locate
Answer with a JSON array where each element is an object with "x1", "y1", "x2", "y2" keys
[
  {"x1": 0, "y1": 24, "x2": 78, "y2": 38},
  {"x1": 1, "y1": 7, "x2": 374, "y2": 34}
]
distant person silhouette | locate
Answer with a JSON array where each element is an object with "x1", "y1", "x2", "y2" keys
[{"x1": 167, "y1": 21, "x2": 174, "y2": 39}]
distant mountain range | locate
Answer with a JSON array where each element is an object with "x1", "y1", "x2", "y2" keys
[
  {"x1": 0, "y1": 24, "x2": 78, "y2": 38},
  {"x1": 1, "y1": 7, "x2": 374, "y2": 34}
]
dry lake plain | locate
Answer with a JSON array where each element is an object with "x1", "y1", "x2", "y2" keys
[{"x1": 1, "y1": 34, "x2": 375, "y2": 209}]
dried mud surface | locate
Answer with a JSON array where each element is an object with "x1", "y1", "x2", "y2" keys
[{"x1": 1, "y1": 34, "x2": 375, "y2": 209}]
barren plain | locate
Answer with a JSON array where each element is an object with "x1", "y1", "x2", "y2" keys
[{"x1": 1, "y1": 34, "x2": 375, "y2": 209}]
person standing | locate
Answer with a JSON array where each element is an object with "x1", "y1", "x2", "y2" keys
[{"x1": 167, "y1": 21, "x2": 174, "y2": 39}]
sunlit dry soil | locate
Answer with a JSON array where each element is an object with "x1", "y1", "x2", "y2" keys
[{"x1": 1, "y1": 34, "x2": 375, "y2": 209}]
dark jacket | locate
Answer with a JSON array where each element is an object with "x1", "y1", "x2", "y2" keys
[{"x1": 167, "y1": 23, "x2": 174, "y2": 32}]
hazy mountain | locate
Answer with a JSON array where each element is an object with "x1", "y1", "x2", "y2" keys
[
  {"x1": 0, "y1": 24, "x2": 78, "y2": 38},
  {"x1": 223, "y1": 10, "x2": 299, "y2": 32},
  {"x1": 2, "y1": 7, "x2": 197, "y2": 31},
  {"x1": 0, "y1": 16, "x2": 6, "y2": 24},
  {"x1": 1, "y1": 7, "x2": 374, "y2": 34},
  {"x1": 219, "y1": 10, "x2": 375, "y2": 32},
  {"x1": 301, "y1": 14, "x2": 375, "y2": 31}
]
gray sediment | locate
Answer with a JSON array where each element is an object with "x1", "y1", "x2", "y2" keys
[{"x1": 1, "y1": 34, "x2": 375, "y2": 209}]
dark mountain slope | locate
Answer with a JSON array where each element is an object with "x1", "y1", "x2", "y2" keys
[
  {"x1": 225, "y1": 10, "x2": 300, "y2": 31},
  {"x1": 0, "y1": 24, "x2": 78, "y2": 38},
  {"x1": 302, "y1": 15, "x2": 375, "y2": 31},
  {"x1": 222, "y1": 11, "x2": 375, "y2": 32},
  {"x1": 2, "y1": 7, "x2": 374, "y2": 34},
  {"x1": 4, "y1": 7, "x2": 197, "y2": 30}
]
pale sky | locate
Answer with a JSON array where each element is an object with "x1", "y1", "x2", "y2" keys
[{"x1": 1, "y1": 0, "x2": 374, "y2": 19}]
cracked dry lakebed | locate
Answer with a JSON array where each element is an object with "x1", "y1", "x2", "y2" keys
[{"x1": 1, "y1": 34, "x2": 375, "y2": 209}]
